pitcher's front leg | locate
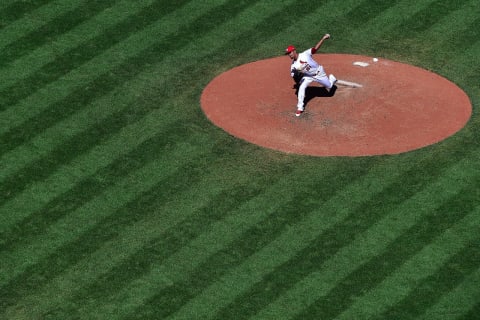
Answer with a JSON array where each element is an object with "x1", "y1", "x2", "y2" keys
[{"x1": 295, "y1": 77, "x2": 313, "y2": 116}]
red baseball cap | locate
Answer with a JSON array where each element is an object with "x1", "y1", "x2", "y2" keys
[{"x1": 285, "y1": 45, "x2": 296, "y2": 54}]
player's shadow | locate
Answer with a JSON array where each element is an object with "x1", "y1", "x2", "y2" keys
[
  {"x1": 304, "y1": 85, "x2": 337, "y2": 106},
  {"x1": 293, "y1": 84, "x2": 337, "y2": 109}
]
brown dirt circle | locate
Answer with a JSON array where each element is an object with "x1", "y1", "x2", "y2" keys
[{"x1": 201, "y1": 54, "x2": 471, "y2": 156}]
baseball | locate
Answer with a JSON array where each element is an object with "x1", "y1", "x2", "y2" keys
[{"x1": 373, "y1": 57, "x2": 379, "y2": 62}]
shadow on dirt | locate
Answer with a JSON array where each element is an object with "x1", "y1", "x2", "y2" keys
[{"x1": 293, "y1": 84, "x2": 337, "y2": 107}]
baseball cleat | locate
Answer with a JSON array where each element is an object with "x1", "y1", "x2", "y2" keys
[
  {"x1": 295, "y1": 109, "x2": 303, "y2": 117},
  {"x1": 329, "y1": 74, "x2": 337, "y2": 86}
]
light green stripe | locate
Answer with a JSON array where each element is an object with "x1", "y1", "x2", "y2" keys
[
  {"x1": 442, "y1": 40, "x2": 480, "y2": 86},
  {"x1": 420, "y1": 266, "x2": 480, "y2": 320},
  {"x1": 415, "y1": 0, "x2": 480, "y2": 68},
  {"x1": 167, "y1": 161, "x2": 417, "y2": 319},
  {"x1": 249, "y1": 0, "x2": 435, "y2": 59},
  {"x1": 337, "y1": 209, "x2": 480, "y2": 320},
  {"x1": 40, "y1": 0, "x2": 304, "y2": 319},
  {"x1": 416, "y1": 0, "x2": 479, "y2": 43},
  {"x1": 0, "y1": 93, "x2": 177, "y2": 235},
  {"x1": 0, "y1": 109, "x2": 184, "y2": 285},
  {"x1": 252, "y1": 149, "x2": 480, "y2": 320},
  {"x1": 0, "y1": 0, "x2": 157, "y2": 90},
  {"x1": 93, "y1": 159, "x2": 415, "y2": 320},
  {"x1": 74, "y1": 165, "x2": 321, "y2": 319},
  {"x1": 343, "y1": 0, "x2": 438, "y2": 48},
  {"x1": 0, "y1": 0, "x2": 288, "y2": 298},
  {"x1": 2, "y1": 138, "x2": 227, "y2": 318},
  {"x1": 0, "y1": 1, "x2": 18, "y2": 10},
  {"x1": 0, "y1": 0, "x2": 222, "y2": 135},
  {"x1": 0, "y1": 0, "x2": 246, "y2": 233},
  {"x1": 0, "y1": 0, "x2": 89, "y2": 50},
  {"x1": 0, "y1": 73, "x2": 181, "y2": 182},
  {"x1": 6, "y1": 166, "x2": 290, "y2": 318}
]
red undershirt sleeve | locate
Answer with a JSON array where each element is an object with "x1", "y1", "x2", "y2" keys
[{"x1": 311, "y1": 47, "x2": 317, "y2": 54}]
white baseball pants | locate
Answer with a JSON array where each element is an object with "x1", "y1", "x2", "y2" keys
[{"x1": 296, "y1": 70, "x2": 334, "y2": 110}]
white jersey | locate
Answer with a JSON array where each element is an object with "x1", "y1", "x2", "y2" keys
[{"x1": 290, "y1": 48, "x2": 326, "y2": 77}]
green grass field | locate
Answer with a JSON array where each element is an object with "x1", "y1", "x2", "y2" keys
[{"x1": 1, "y1": 0, "x2": 479, "y2": 319}]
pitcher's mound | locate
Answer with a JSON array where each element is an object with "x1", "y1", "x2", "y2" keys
[{"x1": 201, "y1": 54, "x2": 471, "y2": 156}]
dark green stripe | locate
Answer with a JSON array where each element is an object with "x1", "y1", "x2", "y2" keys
[
  {"x1": 124, "y1": 158, "x2": 373, "y2": 319},
  {"x1": 338, "y1": 0, "x2": 399, "y2": 29},
  {"x1": 0, "y1": 0, "x2": 264, "y2": 304},
  {"x1": 72, "y1": 182, "x2": 275, "y2": 314},
  {"x1": 395, "y1": 0, "x2": 471, "y2": 34},
  {"x1": 0, "y1": 95, "x2": 172, "y2": 206},
  {"x1": 0, "y1": 0, "x2": 256, "y2": 155},
  {"x1": 294, "y1": 180, "x2": 480, "y2": 320},
  {"x1": 0, "y1": 0, "x2": 52, "y2": 27},
  {"x1": 0, "y1": 0, "x2": 291, "y2": 206},
  {"x1": 0, "y1": 0, "x2": 189, "y2": 110},
  {"x1": 459, "y1": 301, "x2": 480, "y2": 320},
  {"x1": 379, "y1": 241, "x2": 480, "y2": 319},
  {"x1": 212, "y1": 147, "x2": 473, "y2": 319},
  {"x1": 0, "y1": 0, "x2": 118, "y2": 66},
  {"x1": 441, "y1": 14, "x2": 480, "y2": 52},
  {"x1": 0, "y1": 118, "x2": 190, "y2": 253},
  {"x1": 0, "y1": 131, "x2": 207, "y2": 309},
  {"x1": 371, "y1": 0, "x2": 472, "y2": 56}
]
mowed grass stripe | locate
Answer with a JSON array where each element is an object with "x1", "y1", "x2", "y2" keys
[
  {"x1": 0, "y1": 0, "x2": 236, "y2": 203},
  {"x1": 0, "y1": 0, "x2": 51, "y2": 24},
  {"x1": 370, "y1": 0, "x2": 473, "y2": 61},
  {"x1": 394, "y1": 0, "x2": 471, "y2": 34},
  {"x1": 0, "y1": 0, "x2": 223, "y2": 135},
  {"x1": 0, "y1": 132, "x2": 240, "y2": 315},
  {"x1": 0, "y1": 0, "x2": 87, "y2": 50},
  {"x1": 324, "y1": 0, "x2": 424, "y2": 49},
  {"x1": 415, "y1": 1, "x2": 480, "y2": 87},
  {"x1": 330, "y1": 0, "x2": 439, "y2": 54},
  {"x1": 0, "y1": 0, "x2": 24, "y2": 11},
  {"x1": 0, "y1": 0, "x2": 291, "y2": 289},
  {"x1": 0, "y1": 0, "x2": 191, "y2": 182},
  {"x1": 0, "y1": 0, "x2": 263, "y2": 239},
  {"x1": 118, "y1": 159, "x2": 373, "y2": 319},
  {"x1": 337, "y1": 209, "x2": 480, "y2": 320},
  {"x1": 399, "y1": 0, "x2": 479, "y2": 71},
  {"x1": 294, "y1": 178, "x2": 480, "y2": 320},
  {"x1": 167, "y1": 149, "x2": 458, "y2": 319},
  {"x1": 378, "y1": 240, "x2": 480, "y2": 319},
  {"x1": 0, "y1": 91, "x2": 218, "y2": 284},
  {"x1": 251, "y1": 149, "x2": 480, "y2": 320},
  {"x1": 420, "y1": 266, "x2": 480, "y2": 320},
  {"x1": 0, "y1": 125, "x2": 211, "y2": 287},
  {"x1": 440, "y1": 38, "x2": 480, "y2": 90},
  {"x1": 0, "y1": 0, "x2": 255, "y2": 166},
  {"x1": 251, "y1": 0, "x2": 379, "y2": 54},
  {"x1": 102, "y1": 157, "x2": 435, "y2": 319},
  {"x1": 6, "y1": 150, "x2": 292, "y2": 317},
  {"x1": 413, "y1": 0, "x2": 479, "y2": 51},
  {"x1": 73, "y1": 161, "x2": 353, "y2": 319},
  {"x1": 209, "y1": 160, "x2": 470, "y2": 318},
  {"x1": 0, "y1": 0, "x2": 183, "y2": 110},
  {"x1": 0, "y1": 0, "x2": 172, "y2": 100},
  {"x1": 0, "y1": 0, "x2": 119, "y2": 66}
]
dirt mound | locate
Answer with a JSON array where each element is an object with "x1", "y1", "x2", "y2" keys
[{"x1": 201, "y1": 54, "x2": 471, "y2": 156}]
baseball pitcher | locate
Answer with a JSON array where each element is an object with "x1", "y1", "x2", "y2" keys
[{"x1": 285, "y1": 33, "x2": 337, "y2": 116}]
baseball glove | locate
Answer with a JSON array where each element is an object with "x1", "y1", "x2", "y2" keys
[{"x1": 291, "y1": 68, "x2": 304, "y2": 86}]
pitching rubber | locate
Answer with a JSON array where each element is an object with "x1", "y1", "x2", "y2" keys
[{"x1": 336, "y1": 79, "x2": 363, "y2": 88}]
